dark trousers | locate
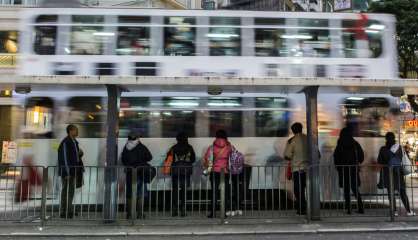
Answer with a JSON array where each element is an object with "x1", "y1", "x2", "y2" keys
[
  {"x1": 125, "y1": 172, "x2": 148, "y2": 218},
  {"x1": 209, "y1": 172, "x2": 231, "y2": 215},
  {"x1": 172, "y1": 176, "x2": 188, "y2": 214},
  {"x1": 292, "y1": 171, "x2": 306, "y2": 214},
  {"x1": 60, "y1": 176, "x2": 75, "y2": 217},
  {"x1": 387, "y1": 167, "x2": 411, "y2": 212},
  {"x1": 229, "y1": 165, "x2": 252, "y2": 211},
  {"x1": 341, "y1": 167, "x2": 364, "y2": 212}
]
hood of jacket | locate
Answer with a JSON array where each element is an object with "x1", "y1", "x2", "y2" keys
[
  {"x1": 125, "y1": 139, "x2": 140, "y2": 151},
  {"x1": 214, "y1": 138, "x2": 229, "y2": 148}
]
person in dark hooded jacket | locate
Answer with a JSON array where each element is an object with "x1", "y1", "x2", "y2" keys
[
  {"x1": 121, "y1": 130, "x2": 152, "y2": 219},
  {"x1": 333, "y1": 127, "x2": 364, "y2": 214},
  {"x1": 166, "y1": 132, "x2": 196, "y2": 217},
  {"x1": 377, "y1": 132, "x2": 415, "y2": 216}
]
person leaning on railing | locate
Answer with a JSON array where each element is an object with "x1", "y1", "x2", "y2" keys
[
  {"x1": 164, "y1": 132, "x2": 196, "y2": 217},
  {"x1": 57, "y1": 124, "x2": 85, "y2": 219},
  {"x1": 121, "y1": 129, "x2": 153, "y2": 219},
  {"x1": 377, "y1": 132, "x2": 416, "y2": 216},
  {"x1": 283, "y1": 122, "x2": 309, "y2": 215},
  {"x1": 333, "y1": 126, "x2": 364, "y2": 215}
]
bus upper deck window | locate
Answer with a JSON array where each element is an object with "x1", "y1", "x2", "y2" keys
[
  {"x1": 164, "y1": 17, "x2": 196, "y2": 56},
  {"x1": 291, "y1": 19, "x2": 331, "y2": 58},
  {"x1": 342, "y1": 19, "x2": 383, "y2": 58},
  {"x1": 208, "y1": 17, "x2": 241, "y2": 56},
  {"x1": 254, "y1": 18, "x2": 286, "y2": 57},
  {"x1": 34, "y1": 26, "x2": 57, "y2": 55},
  {"x1": 69, "y1": 15, "x2": 107, "y2": 55},
  {"x1": 117, "y1": 16, "x2": 150, "y2": 56}
]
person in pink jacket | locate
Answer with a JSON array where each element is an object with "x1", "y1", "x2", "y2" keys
[{"x1": 203, "y1": 129, "x2": 232, "y2": 218}]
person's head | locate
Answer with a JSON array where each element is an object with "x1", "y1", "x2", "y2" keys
[
  {"x1": 385, "y1": 132, "x2": 396, "y2": 147},
  {"x1": 176, "y1": 131, "x2": 188, "y2": 144},
  {"x1": 215, "y1": 129, "x2": 228, "y2": 140},
  {"x1": 291, "y1": 122, "x2": 303, "y2": 135},
  {"x1": 128, "y1": 129, "x2": 141, "y2": 141},
  {"x1": 66, "y1": 124, "x2": 78, "y2": 138},
  {"x1": 339, "y1": 126, "x2": 353, "y2": 139}
]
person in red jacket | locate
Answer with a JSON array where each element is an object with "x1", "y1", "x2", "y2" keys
[{"x1": 203, "y1": 130, "x2": 232, "y2": 218}]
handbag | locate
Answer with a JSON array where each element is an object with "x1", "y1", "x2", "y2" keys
[
  {"x1": 75, "y1": 169, "x2": 84, "y2": 188},
  {"x1": 162, "y1": 151, "x2": 173, "y2": 175},
  {"x1": 402, "y1": 148, "x2": 413, "y2": 175},
  {"x1": 286, "y1": 162, "x2": 292, "y2": 180}
]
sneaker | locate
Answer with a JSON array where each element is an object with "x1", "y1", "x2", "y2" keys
[
  {"x1": 235, "y1": 210, "x2": 243, "y2": 216},
  {"x1": 394, "y1": 211, "x2": 399, "y2": 217},
  {"x1": 407, "y1": 211, "x2": 416, "y2": 216}
]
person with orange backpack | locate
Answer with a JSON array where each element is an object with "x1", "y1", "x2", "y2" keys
[{"x1": 163, "y1": 132, "x2": 195, "y2": 217}]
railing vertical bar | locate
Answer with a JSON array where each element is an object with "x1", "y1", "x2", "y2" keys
[
  {"x1": 40, "y1": 167, "x2": 48, "y2": 226},
  {"x1": 271, "y1": 166, "x2": 274, "y2": 218}
]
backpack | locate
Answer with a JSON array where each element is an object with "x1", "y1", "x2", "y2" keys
[
  {"x1": 172, "y1": 151, "x2": 193, "y2": 176},
  {"x1": 229, "y1": 146, "x2": 244, "y2": 175}
]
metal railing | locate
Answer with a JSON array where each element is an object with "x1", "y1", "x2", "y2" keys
[{"x1": 0, "y1": 164, "x2": 417, "y2": 225}]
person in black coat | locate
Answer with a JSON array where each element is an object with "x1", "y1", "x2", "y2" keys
[
  {"x1": 121, "y1": 130, "x2": 153, "y2": 219},
  {"x1": 377, "y1": 132, "x2": 414, "y2": 216},
  {"x1": 333, "y1": 127, "x2": 364, "y2": 214},
  {"x1": 57, "y1": 124, "x2": 84, "y2": 218},
  {"x1": 166, "y1": 132, "x2": 196, "y2": 217}
]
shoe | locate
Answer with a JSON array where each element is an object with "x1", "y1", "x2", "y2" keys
[
  {"x1": 394, "y1": 211, "x2": 399, "y2": 217},
  {"x1": 407, "y1": 211, "x2": 416, "y2": 216},
  {"x1": 235, "y1": 210, "x2": 243, "y2": 216}
]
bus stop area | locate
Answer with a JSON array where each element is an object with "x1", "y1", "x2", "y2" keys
[{"x1": 0, "y1": 75, "x2": 418, "y2": 228}]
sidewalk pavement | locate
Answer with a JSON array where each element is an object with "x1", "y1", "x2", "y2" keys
[{"x1": 1, "y1": 220, "x2": 418, "y2": 237}]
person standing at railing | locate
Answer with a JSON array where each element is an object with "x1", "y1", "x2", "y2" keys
[
  {"x1": 164, "y1": 132, "x2": 196, "y2": 217},
  {"x1": 57, "y1": 124, "x2": 85, "y2": 219},
  {"x1": 121, "y1": 130, "x2": 153, "y2": 219},
  {"x1": 377, "y1": 132, "x2": 415, "y2": 216},
  {"x1": 333, "y1": 127, "x2": 365, "y2": 215},
  {"x1": 284, "y1": 122, "x2": 309, "y2": 215},
  {"x1": 203, "y1": 129, "x2": 232, "y2": 218}
]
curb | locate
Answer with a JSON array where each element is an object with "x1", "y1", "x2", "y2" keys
[{"x1": 2, "y1": 227, "x2": 418, "y2": 237}]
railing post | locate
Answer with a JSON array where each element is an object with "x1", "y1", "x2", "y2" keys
[
  {"x1": 40, "y1": 167, "x2": 48, "y2": 227},
  {"x1": 131, "y1": 168, "x2": 138, "y2": 225},
  {"x1": 306, "y1": 166, "x2": 311, "y2": 223},
  {"x1": 220, "y1": 168, "x2": 225, "y2": 224},
  {"x1": 389, "y1": 166, "x2": 395, "y2": 222}
]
